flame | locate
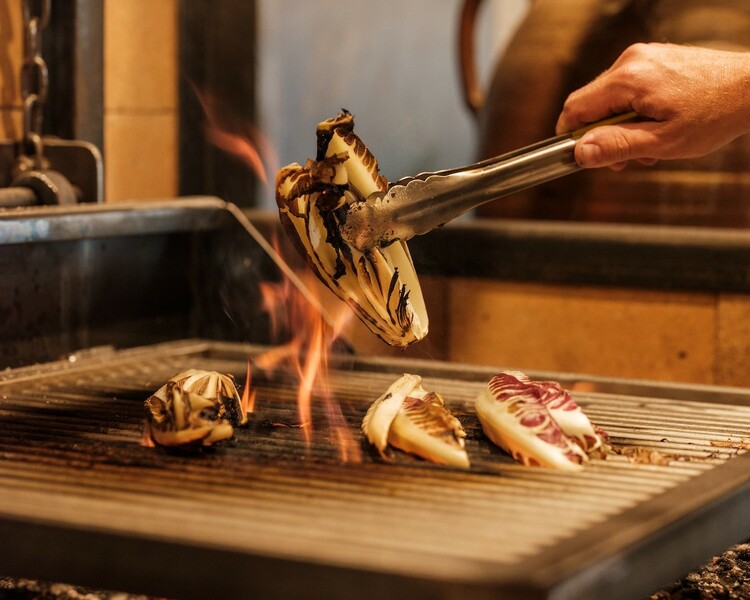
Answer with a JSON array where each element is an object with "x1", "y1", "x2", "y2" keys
[
  {"x1": 140, "y1": 423, "x2": 156, "y2": 448},
  {"x1": 193, "y1": 84, "x2": 278, "y2": 185},
  {"x1": 240, "y1": 357, "x2": 257, "y2": 415},
  {"x1": 247, "y1": 269, "x2": 361, "y2": 462},
  {"x1": 197, "y1": 91, "x2": 360, "y2": 462}
]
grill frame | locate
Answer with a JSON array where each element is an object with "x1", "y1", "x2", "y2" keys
[{"x1": 3, "y1": 339, "x2": 750, "y2": 599}]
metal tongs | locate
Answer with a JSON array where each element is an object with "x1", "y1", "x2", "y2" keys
[{"x1": 340, "y1": 112, "x2": 637, "y2": 251}]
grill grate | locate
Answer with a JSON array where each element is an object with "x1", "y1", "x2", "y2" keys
[{"x1": 2, "y1": 340, "x2": 750, "y2": 600}]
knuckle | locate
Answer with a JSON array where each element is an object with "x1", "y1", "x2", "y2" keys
[
  {"x1": 609, "y1": 130, "x2": 633, "y2": 162},
  {"x1": 561, "y1": 90, "x2": 586, "y2": 119},
  {"x1": 622, "y1": 42, "x2": 651, "y2": 60},
  {"x1": 561, "y1": 91, "x2": 578, "y2": 113},
  {"x1": 613, "y1": 131, "x2": 632, "y2": 160}
]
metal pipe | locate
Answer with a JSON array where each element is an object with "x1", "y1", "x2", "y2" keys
[{"x1": 0, "y1": 187, "x2": 37, "y2": 207}]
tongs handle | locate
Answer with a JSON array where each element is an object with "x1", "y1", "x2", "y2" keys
[{"x1": 342, "y1": 112, "x2": 637, "y2": 251}]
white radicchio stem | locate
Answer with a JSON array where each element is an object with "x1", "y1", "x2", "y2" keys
[{"x1": 475, "y1": 371, "x2": 609, "y2": 470}]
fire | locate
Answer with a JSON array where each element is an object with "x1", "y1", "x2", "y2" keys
[
  {"x1": 240, "y1": 356, "x2": 256, "y2": 415},
  {"x1": 192, "y1": 84, "x2": 278, "y2": 185},
  {"x1": 196, "y1": 91, "x2": 361, "y2": 462},
  {"x1": 141, "y1": 426, "x2": 156, "y2": 448},
  {"x1": 248, "y1": 270, "x2": 362, "y2": 462}
]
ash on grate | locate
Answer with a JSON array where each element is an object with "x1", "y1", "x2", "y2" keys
[
  {"x1": 650, "y1": 544, "x2": 750, "y2": 599},
  {"x1": 0, "y1": 578, "x2": 163, "y2": 600}
]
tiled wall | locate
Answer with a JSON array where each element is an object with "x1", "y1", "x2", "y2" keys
[
  {"x1": 443, "y1": 280, "x2": 750, "y2": 388},
  {"x1": 104, "y1": 0, "x2": 178, "y2": 202},
  {"x1": 0, "y1": 0, "x2": 179, "y2": 202},
  {"x1": 3, "y1": 1, "x2": 750, "y2": 387},
  {"x1": 334, "y1": 272, "x2": 750, "y2": 388},
  {"x1": 0, "y1": 0, "x2": 24, "y2": 144}
]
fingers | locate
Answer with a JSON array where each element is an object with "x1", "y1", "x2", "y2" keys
[
  {"x1": 574, "y1": 122, "x2": 662, "y2": 168},
  {"x1": 555, "y1": 44, "x2": 665, "y2": 134},
  {"x1": 600, "y1": 157, "x2": 656, "y2": 172},
  {"x1": 555, "y1": 74, "x2": 633, "y2": 135}
]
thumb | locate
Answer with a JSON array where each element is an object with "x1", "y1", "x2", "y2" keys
[{"x1": 575, "y1": 125, "x2": 657, "y2": 168}]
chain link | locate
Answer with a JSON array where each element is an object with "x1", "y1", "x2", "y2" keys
[{"x1": 18, "y1": 0, "x2": 51, "y2": 171}]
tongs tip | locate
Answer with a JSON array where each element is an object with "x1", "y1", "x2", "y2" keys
[{"x1": 340, "y1": 192, "x2": 392, "y2": 252}]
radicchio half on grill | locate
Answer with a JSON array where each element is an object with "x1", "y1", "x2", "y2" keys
[
  {"x1": 474, "y1": 370, "x2": 610, "y2": 470},
  {"x1": 362, "y1": 373, "x2": 470, "y2": 468}
]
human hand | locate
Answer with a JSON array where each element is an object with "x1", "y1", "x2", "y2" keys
[{"x1": 556, "y1": 43, "x2": 750, "y2": 170}]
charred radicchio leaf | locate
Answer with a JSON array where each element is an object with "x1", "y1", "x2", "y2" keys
[
  {"x1": 362, "y1": 373, "x2": 469, "y2": 468},
  {"x1": 475, "y1": 370, "x2": 610, "y2": 470},
  {"x1": 275, "y1": 111, "x2": 428, "y2": 347},
  {"x1": 144, "y1": 369, "x2": 246, "y2": 448}
]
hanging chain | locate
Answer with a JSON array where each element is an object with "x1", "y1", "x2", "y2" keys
[{"x1": 17, "y1": 0, "x2": 51, "y2": 172}]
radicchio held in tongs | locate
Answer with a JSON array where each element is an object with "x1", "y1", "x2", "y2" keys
[
  {"x1": 475, "y1": 371, "x2": 610, "y2": 470},
  {"x1": 275, "y1": 111, "x2": 428, "y2": 347}
]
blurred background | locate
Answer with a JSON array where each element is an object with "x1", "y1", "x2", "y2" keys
[
  {"x1": 255, "y1": 0, "x2": 529, "y2": 208},
  {"x1": 2, "y1": 0, "x2": 750, "y2": 386},
  {"x1": 0, "y1": 0, "x2": 530, "y2": 206},
  {"x1": 3, "y1": 0, "x2": 750, "y2": 223}
]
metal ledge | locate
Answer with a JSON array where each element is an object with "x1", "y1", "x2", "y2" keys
[
  {"x1": 407, "y1": 217, "x2": 750, "y2": 292},
  {"x1": 244, "y1": 209, "x2": 750, "y2": 293},
  {"x1": 0, "y1": 197, "x2": 228, "y2": 244},
  {"x1": 2, "y1": 197, "x2": 749, "y2": 292}
]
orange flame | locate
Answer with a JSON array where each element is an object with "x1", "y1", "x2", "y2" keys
[
  {"x1": 247, "y1": 270, "x2": 361, "y2": 462},
  {"x1": 140, "y1": 424, "x2": 156, "y2": 448},
  {"x1": 192, "y1": 84, "x2": 278, "y2": 185},
  {"x1": 197, "y1": 93, "x2": 360, "y2": 463},
  {"x1": 240, "y1": 357, "x2": 257, "y2": 415}
]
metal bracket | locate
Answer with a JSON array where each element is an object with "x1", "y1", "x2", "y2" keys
[{"x1": 0, "y1": 137, "x2": 103, "y2": 204}]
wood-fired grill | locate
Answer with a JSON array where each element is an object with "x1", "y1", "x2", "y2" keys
[
  {"x1": 4, "y1": 199, "x2": 750, "y2": 599},
  {"x1": 3, "y1": 339, "x2": 750, "y2": 599}
]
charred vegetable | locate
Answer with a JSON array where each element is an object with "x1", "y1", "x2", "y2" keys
[
  {"x1": 475, "y1": 371, "x2": 609, "y2": 470},
  {"x1": 275, "y1": 111, "x2": 428, "y2": 347},
  {"x1": 362, "y1": 373, "x2": 469, "y2": 467},
  {"x1": 144, "y1": 369, "x2": 247, "y2": 447}
]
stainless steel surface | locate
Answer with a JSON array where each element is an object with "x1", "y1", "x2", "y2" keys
[
  {"x1": 0, "y1": 196, "x2": 225, "y2": 244},
  {"x1": 4, "y1": 199, "x2": 750, "y2": 371},
  {"x1": 2, "y1": 339, "x2": 750, "y2": 599},
  {"x1": 341, "y1": 113, "x2": 638, "y2": 251},
  {"x1": 0, "y1": 198, "x2": 280, "y2": 369}
]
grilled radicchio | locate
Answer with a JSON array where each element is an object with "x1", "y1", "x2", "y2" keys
[
  {"x1": 362, "y1": 373, "x2": 470, "y2": 467},
  {"x1": 275, "y1": 111, "x2": 428, "y2": 347},
  {"x1": 144, "y1": 369, "x2": 247, "y2": 447},
  {"x1": 475, "y1": 371, "x2": 609, "y2": 470}
]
